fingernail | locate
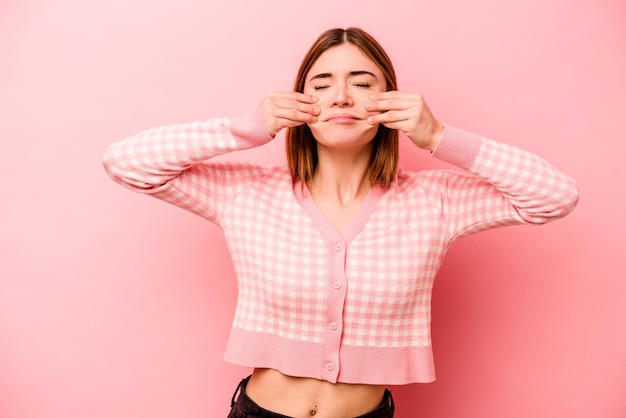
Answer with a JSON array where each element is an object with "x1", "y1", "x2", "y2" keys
[
  {"x1": 364, "y1": 102, "x2": 373, "y2": 110},
  {"x1": 313, "y1": 106, "x2": 320, "y2": 114}
]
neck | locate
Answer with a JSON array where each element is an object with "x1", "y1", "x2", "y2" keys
[{"x1": 310, "y1": 143, "x2": 373, "y2": 207}]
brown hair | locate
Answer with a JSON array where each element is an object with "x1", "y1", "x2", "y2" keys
[{"x1": 286, "y1": 27, "x2": 399, "y2": 189}]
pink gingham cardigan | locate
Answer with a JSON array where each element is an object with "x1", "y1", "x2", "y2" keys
[{"x1": 102, "y1": 110, "x2": 578, "y2": 385}]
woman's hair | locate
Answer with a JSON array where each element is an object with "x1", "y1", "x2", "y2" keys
[{"x1": 286, "y1": 27, "x2": 399, "y2": 189}]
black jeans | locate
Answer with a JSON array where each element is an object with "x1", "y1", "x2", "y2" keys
[{"x1": 228, "y1": 376, "x2": 394, "y2": 418}]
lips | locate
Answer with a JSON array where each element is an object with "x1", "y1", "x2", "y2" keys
[{"x1": 325, "y1": 113, "x2": 361, "y2": 123}]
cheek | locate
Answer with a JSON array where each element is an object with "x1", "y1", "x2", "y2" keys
[{"x1": 306, "y1": 121, "x2": 321, "y2": 132}]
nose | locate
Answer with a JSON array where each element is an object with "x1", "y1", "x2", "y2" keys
[{"x1": 331, "y1": 84, "x2": 353, "y2": 107}]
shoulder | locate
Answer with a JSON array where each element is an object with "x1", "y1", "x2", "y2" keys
[
  {"x1": 200, "y1": 161, "x2": 288, "y2": 178},
  {"x1": 213, "y1": 162, "x2": 292, "y2": 193},
  {"x1": 396, "y1": 166, "x2": 471, "y2": 189},
  {"x1": 187, "y1": 161, "x2": 291, "y2": 199},
  {"x1": 391, "y1": 167, "x2": 476, "y2": 205}
]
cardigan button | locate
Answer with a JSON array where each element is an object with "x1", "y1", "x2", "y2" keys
[
  {"x1": 329, "y1": 322, "x2": 338, "y2": 331},
  {"x1": 334, "y1": 243, "x2": 343, "y2": 251},
  {"x1": 326, "y1": 362, "x2": 334, "y2": 371},
  {"x1": 333, "y1": 281, "x2": 341, "y2": 290}
]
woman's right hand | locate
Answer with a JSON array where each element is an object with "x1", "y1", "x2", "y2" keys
[{"x1": 258, "y1": 92, "x2": 320, "y2": 137}]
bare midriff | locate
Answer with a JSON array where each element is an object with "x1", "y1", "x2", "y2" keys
[{"x1": 245, "y1": 368, "x2": 387, "y2": 418}]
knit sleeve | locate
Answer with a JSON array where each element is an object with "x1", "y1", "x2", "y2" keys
[
  {"x1": 424, "y1": 125, "x2": 579, "y2": 240},
  {"x1": 102, "y1": 108, "x2": 274, "y2": 223}
]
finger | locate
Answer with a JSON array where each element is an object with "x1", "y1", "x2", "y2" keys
[
  {"x1": 368, "y1": 91, "x2": 417, "y2": 101},
  {"x1": 364, "y1": 99, "x2": 413, "y2": 112},
  {"x1": 367, "y1": 109, "x2": 412, "y2": 125},
  {"x1": 261, "y1": 94, "x2": 320, "y2": 117},
  {"x1": 269, "y1": 91, "x2": 319, "y2": 104},
  {"x1": 366, "y1": 91, "x2": 424, "y2": 110},
  {"x1": 273, "y1": 107, "x2": 318, "y2": 124},
  {"x1": 273, "y1": 98, "x2": 320, "y2": 116},
  {"x1": 273, "y1": 116, "x2": 314, "y2": 129}
]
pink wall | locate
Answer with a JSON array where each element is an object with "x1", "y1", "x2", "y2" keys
[{"x1": 1, "y1": 0, "x2": 624, "y2": 417}]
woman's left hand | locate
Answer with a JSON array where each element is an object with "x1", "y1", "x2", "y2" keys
[{"x1": 365, "y1": 91, "x2": 444, "y2": 151}]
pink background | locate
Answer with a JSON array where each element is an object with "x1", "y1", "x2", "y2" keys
[{"x1": 1, "y1": 0, "x2": 625, "y2": 417}]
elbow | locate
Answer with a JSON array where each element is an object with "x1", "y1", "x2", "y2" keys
[
  {"x1": 563, "y1": 179, "x2": 580, "y2": 215},
  {"x1": 101, "y1": 143, "x2": 158, "y2": 192},
  {"x1": 101, "y1": 143, "x2": 120, "y2": 182},
  {"x1": 555, "y1": 176, "x2": 580, "y2": 219},
  {"x1": 520, "y1": 178, "x2": 580, "y2": 225}
]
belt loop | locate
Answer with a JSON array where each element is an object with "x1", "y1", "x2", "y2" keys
[
  {"x1": 231, "y1": 376, "x2": 251, "y2": 407},
  {"x1": 387, "y1": 389, "x2": 395, "y2": 414}
]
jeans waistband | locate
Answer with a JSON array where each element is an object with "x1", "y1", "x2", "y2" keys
[{"x1": 230, "y1": 376, "x2": 394, "y2": 418}]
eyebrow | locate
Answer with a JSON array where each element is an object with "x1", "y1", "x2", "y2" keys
[{"x1": 308, "y1": 70, "x2": 378, "y2": 82}]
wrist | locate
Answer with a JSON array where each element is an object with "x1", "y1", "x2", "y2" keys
[
  {"x1": 229, "y1": 108, "x2": 274, "y2": 149},
  {"x1": 426, "y1": 121, "x2": 445, "y2": 152}
]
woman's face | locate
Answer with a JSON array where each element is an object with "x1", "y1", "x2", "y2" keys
[{"x1": 303, "y1": 43, "x2": 387, "y2": 150}]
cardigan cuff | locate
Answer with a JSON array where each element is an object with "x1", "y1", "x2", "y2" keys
[
  {"x1": 431, "y1": 125, "x2": 483, "y2": 171},
  {"x1": 229, "y1": 108, "x2": 274, "y2": 150}
]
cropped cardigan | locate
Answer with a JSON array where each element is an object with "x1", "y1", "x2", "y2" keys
[{"x1": 102, "y1": 110, "x2": 578, "y2": 385}]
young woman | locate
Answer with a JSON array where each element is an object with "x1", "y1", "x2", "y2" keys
[{"x1": 103, "y1": 28, "x2": 579, "y2": 418}]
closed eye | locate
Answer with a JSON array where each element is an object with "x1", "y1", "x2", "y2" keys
[{"x1": 314, "y1": 85, "x2": 330, "y2": 90}]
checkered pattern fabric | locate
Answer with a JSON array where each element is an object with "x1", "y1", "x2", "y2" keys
[{"x1": 103, "y1": 109, "x2": 578, "y2": 384}]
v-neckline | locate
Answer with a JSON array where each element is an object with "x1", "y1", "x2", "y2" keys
[{"x1": 294, "y1": 180, "x2": 384, "y2": 244}]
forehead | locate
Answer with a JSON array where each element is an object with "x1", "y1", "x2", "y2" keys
[{"x1": 307, "y1": 43, "x2": 382, "y2": 76}]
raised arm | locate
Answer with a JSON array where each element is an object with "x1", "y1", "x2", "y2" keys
[
  {"x1": 366, "y1": 91, "x2": 579, "y2": 237},
  {"x1": 427, "y1": 126, "x2": 579, "y2": 238},
  {"x1": 102, "y1": 92, "x2": 320, "y2": 222},
  {"x1": 102, "y1": 110, "x2": 273, "y2": 222}
]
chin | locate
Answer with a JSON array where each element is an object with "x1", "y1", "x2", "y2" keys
[{"x1": 309, "y1": 124, "x2": 378, "y2": 149}]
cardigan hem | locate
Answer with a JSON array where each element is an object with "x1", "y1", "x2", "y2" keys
[{"x1": 224, "y1": 326, "x2": 436, "y2": 385}]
